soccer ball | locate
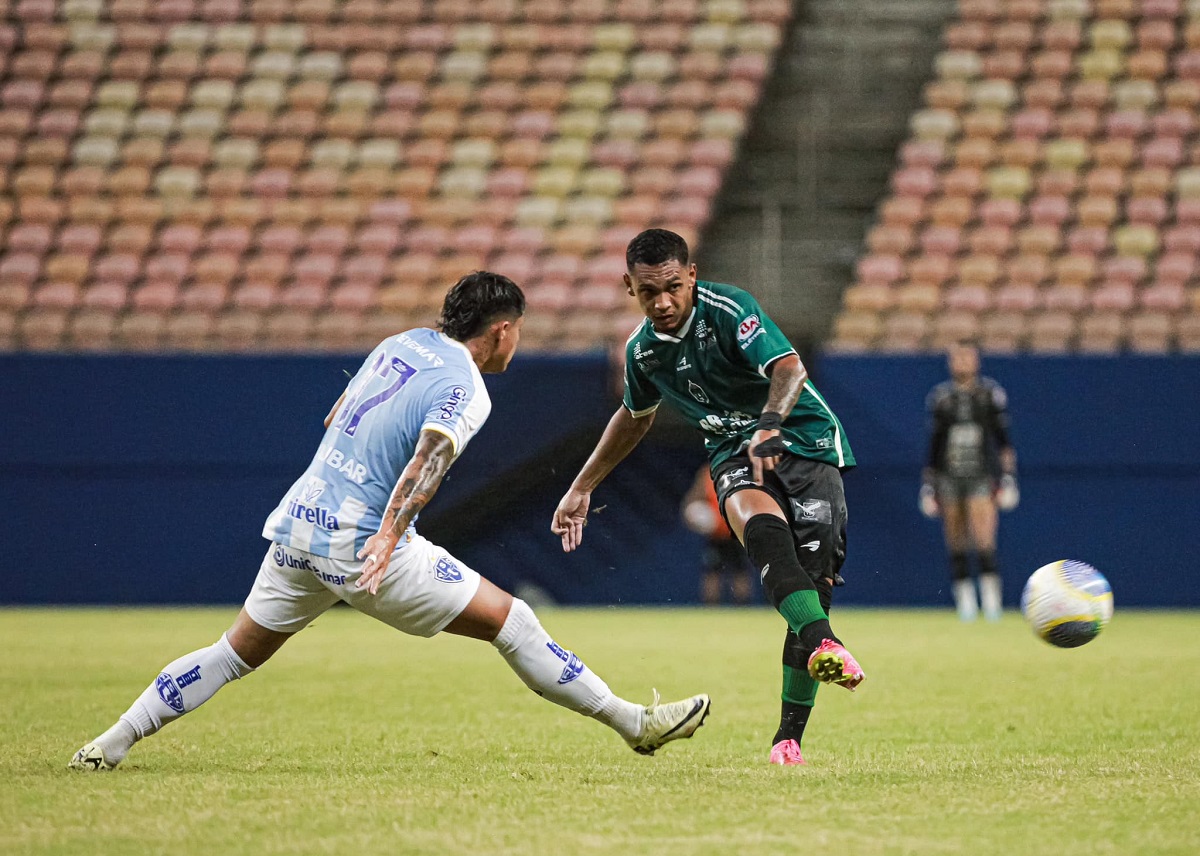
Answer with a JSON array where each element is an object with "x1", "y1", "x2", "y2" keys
[{"x1": 1020, "y1": 560, "x2": 1114, "y2": 648}]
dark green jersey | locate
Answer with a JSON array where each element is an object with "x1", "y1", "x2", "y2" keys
[{"x1": 623, "y1": 281, "x2": 855, "y2": 470}]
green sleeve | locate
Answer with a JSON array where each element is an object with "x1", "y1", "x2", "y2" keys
[
  {"x1": 622, "y1": 341, "x2": 661, "y2": 416},
  {"x1": 723, "y1": 291, "x2": 796, "y2": 376}
]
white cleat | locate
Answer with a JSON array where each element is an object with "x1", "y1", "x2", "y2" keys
[
  {"x1": 68, "y1": 742, "x2": 117, "y2": 772},
  {"x1": 625, "y1": 689, "x2": 711, "y2": 756}
]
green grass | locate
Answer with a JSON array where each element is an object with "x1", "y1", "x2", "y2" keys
[{"x1": 2, "y1": 607, "x2": 1198, "y2": 856}]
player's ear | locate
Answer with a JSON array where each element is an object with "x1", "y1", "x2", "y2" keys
[
  {"x1": 623, "y1": 272, "x2": 634, "y2": 295},
  {"x1": 687, "y1": 263, "x2": 697, "y2": 283}
]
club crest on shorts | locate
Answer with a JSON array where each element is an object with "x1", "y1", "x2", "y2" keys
[
  {"x1": 434, "y1": 556, "x2": 464, "y2": 583},
  {"x1": 793, "y1": 498, "x2": 832, "y2": 524},
  {"x1": 155, "y1": 672, "x2": 185, "y2": 713}
]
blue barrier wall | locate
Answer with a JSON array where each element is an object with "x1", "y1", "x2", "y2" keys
[
  {"x1": 4, "y1": 353, "x2": 1198, "y2": 607},
  {"x1": 1, "y1": 352, "x2": 612, "y2": 604},
  {"x1": 815, "y1": 354, "x2": 1200, "y2": 608}
]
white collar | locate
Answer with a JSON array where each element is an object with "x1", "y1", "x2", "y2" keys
[{"x1": 648, "y1": 307, "x2": 696, "y2": 343}]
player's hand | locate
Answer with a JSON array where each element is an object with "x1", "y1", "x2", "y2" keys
[
  {"x1": 996, "y1": 474, "x2": 1020, "y2": 511},
  {"x1": 919, "y1": 483, "x2": 940, "y2": 519},
  {"x1": 747, "y1": 429, "x2": 784, "y2": 485},
  {"x1": 551, "y1": 488, "x2": 591, "y2": 553},
  {"x1": 356, "y1": 530, "x2": 399, "y2": 595}
]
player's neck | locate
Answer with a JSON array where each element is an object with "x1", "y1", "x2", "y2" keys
[{"x1": 461, "y1": 336, "x2": 495, "y2": 371}]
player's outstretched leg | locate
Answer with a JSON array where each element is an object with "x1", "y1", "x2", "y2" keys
[
  {"x1": 741, "y1": 512, "x2": 865, "y2": 692},
  {"x1": 69, "y1": 628, "x2": 260, "y2": 771},
  {"x1": 490, "y1": 598, "x2": 710, "y2": 755}
]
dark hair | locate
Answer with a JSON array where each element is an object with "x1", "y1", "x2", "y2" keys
[
  {"x1": 625, "y1": 228, "x2": 689, "y2": 270},
  {"x1": 438, "y1": 271, "x2": 525, "y2": 341}
]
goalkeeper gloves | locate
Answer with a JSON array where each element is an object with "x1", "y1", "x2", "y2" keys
[
  {"x1": 996, "y1": 473, "x2": 1020, "y2": 511},
  {"x1": 919, "y1": 476, "x2": 939, "y2": 519}
]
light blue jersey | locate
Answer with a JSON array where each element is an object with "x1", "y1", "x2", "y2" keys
[{"x1": 263, "y1": 328, "x2": 491, "y2": 559}]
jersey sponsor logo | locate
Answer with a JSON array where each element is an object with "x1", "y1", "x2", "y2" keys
[
  {"x1": 695, "y1": 318, "x2": 714, "y2": 349},
  {"x1": 737, "y1": 315, "x2": 764, "y2": 348},
  {"x1": 285, "y1": 498, "x2": 340, "y2": 531},
  {"x1": 155, "y1": 672, "x2": 185, "y2": 713},
  {"x1": 437, "y1": 386, "x2": 468, "y2": 421},
  {"x1": 815, "y1": 437, "x2": 833, "y2": 449},
  {"x1": 546, "y1": 641, "x2": 585, "y2": 684},
  {"x1": 434, "y1": 556, "x2": 464, "y2": 583},
  {"x1": 633, "y1": 341, "x2": 661, "y2": 370},
  {"x1": 688, "y1": 380, "x2": 709, "y2": 403},
  {"x1": 397, "y1": 333, "x2": 445, "y2": 367},
  {"x1": 800, "y1": 540, "x2": 821, "y2": 552},
  {"x1": 315, "y1": 444, "x2": 369, "y2": 484},
  {"x1": 793, "y1": 498, "x2": 832, "y2": 524},
  {"x1": 676, "y1": 355, "x2": 691, "y2": 371},
  {"x1": 699, "y1": 411, "x2": 756, "y2": 436}
]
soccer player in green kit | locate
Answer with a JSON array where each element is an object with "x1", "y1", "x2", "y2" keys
[{"x1": 552, "y1": 229, "x2": 864, "y2": 766}]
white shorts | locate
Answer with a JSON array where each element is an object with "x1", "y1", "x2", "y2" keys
[{"x1": 243, "y1": 536, "x2": 482, "y2": 638}]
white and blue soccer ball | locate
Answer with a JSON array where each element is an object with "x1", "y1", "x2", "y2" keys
[{"x1": 1021, "y1": 560, "x2": 1114, "y2": 648}]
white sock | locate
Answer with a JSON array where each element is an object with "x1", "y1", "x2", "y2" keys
[
  {"x1": 99, "y1": 633, "x2": 254, "y2": 764},
  {"x1": 979, "y1": 573, "x2": 1003, "y2": 620},
  {"x1": 492, "y1": 599, "x2": 643, "y2": 742},
  {"x1": 953, "y1": 579, "x2": 979, "y2": 622}
]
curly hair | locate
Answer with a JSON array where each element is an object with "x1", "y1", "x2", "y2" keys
[
  {"x1": 438, "y1": 271, "x2": 525, "y2": 341},
  {"x1": 625, "y1": 228, "x2": 689, "y2": 270}
]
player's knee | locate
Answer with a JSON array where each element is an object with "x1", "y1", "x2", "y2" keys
[
  {"x1": 491, "y1": 597, "x2": 540, "y2": 655},
  {"x1": 743, "y1": 514, "x2": 819, "y2": 609}
]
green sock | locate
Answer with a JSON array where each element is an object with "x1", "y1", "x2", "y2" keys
[
  {"x1": 778, "y1": 589, "x2": 828, "y2": 634},
  {"x1": 782, "y1": 665, "x2": 819, "y2": 706},
  {"x1": 776, "y1": 668, "x2": 818, "y2": 745},
  {"x1": 779, "y1": 589, "x2": 839, "y2": 650}
]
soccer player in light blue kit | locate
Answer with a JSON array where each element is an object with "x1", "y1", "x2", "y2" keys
[{"x1": 71, "y1": 273, "x2": 709, "y2": 771}]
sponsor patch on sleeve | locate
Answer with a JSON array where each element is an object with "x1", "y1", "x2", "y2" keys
[{"x1": 737, "y1": 314, "x2": 765, "y2": 348}]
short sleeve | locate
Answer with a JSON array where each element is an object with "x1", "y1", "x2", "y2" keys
[
  {"x1": 721, "y1": 291, "x2": 795, "y2": 376},
  {"x1": 622, "y1": 340, "x2": 661, "y2": 417},
  {"x1": 420, "y1": 373, "x2": 491, "y2": 457}
]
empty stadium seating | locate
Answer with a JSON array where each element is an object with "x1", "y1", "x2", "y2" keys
[
  {"x1": 0, "y1": 0, "x2": 791, "y2": 353},
  {"x1": 833, "y1": 0, "x2": 1200, "y2": 354}
]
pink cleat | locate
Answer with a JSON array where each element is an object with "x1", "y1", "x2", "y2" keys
[
  {"x1": 807, "y1": 638, "x2": 865, "y2": 691},
  {"x1": 769, "y1": 739, "x2": 806, "y2": 766}
]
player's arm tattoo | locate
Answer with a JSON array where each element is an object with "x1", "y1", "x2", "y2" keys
[
  {"x1": 380, "y1": 429, "x2": 456, "y2": 537},
  {"x1": 762, "y1": 354, "x2": 807, "y2": 418}
]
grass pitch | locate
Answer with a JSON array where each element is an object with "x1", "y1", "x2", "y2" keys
[{"x1": 2, "y1": 607, "x2": 1198, "y2": 856}]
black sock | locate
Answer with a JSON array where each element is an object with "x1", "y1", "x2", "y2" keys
[
  {"x1": 774, "y1": 700, "x2": 813, "y2": 746},
  {"x1": 950, "y1": 551, "x2": 970, "y2": 581},
  {"x1": 978, "y1": 550, "x2": 998, "y2": 577},
  {"x1": 742, "y1": 514, "x2": 837, "y2": 650}
]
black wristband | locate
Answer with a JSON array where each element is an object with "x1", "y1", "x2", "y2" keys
[{"x1": 757, "y1": 411, "x2": 783, "y2": 432}]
